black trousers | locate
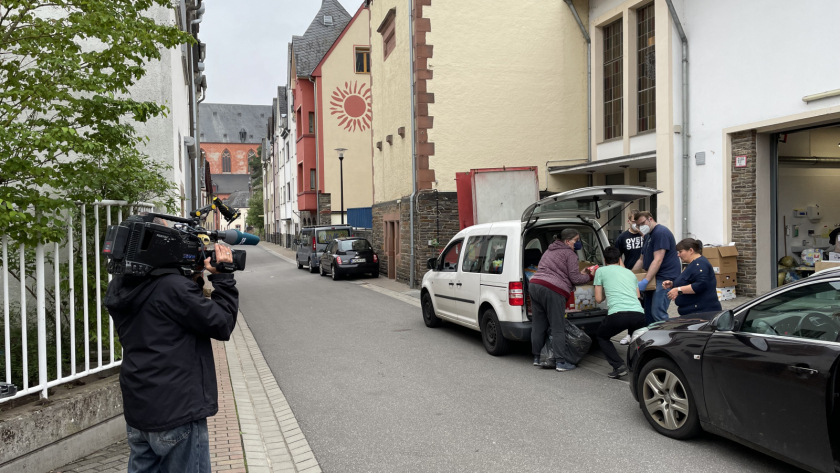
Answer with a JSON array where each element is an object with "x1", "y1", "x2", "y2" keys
[
  {"x1": 596, "y1": 311, "x2": 646, "y2": 369},
  {"x1": 529, "y1": 283, "x2": 568, "y2": 363}
]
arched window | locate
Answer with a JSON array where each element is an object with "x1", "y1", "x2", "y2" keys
[{"x1": 222, "y1": 149, "x2": 231, "y2": 173}]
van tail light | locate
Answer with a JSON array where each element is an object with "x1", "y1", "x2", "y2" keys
[
  {"x1": 336, "y1": 256, "x2": 343, "y2": 265},
  {"x1": 509, "y1": 281, "x2": 524, "y2": 306},
  {"x1": 373, "y1": 254, "x2": 379, "y2": 263},
  {"x1": 312, "y1": 236, "x2": 316, "y2": 251}
]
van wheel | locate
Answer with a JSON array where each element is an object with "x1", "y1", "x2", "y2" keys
[
  {"x1": 637, "y1": 358, "x2": 701, "y2": 440},
  {"x1": 319, "y1": 264, "x2": 327, "y2": 277},
  {"x1": 481, "y1": 308, "x2": 510, "y2": 356},
  {"x1": 421, "y1": 292, "x2": 442, "y2": 328},
  {"x1": 297, "y1": 260, "x2": 303, "y2": 269},
  {"x1": 309, "y1": 262, "x2": 317, "y2": 273}
]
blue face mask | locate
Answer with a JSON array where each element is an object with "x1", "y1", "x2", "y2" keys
[{"x1": 573, "y1": 241, "x2": 583, "y2": 251}]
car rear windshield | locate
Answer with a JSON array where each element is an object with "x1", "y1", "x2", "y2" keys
[
  {"x1": 317, "y1": 229, "x2": 350, "y2": 243},
  {"x1": 338, "y1": 239, "x2": 372, "y2": 252}
]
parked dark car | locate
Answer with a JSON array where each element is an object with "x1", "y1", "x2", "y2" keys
[
  {"x1": 295, "y1": 225, "x2": 352, "y2": 273},
  {"x1": 627, "y1": 267, "x2": 840, "y2": 473},
  {"x1": 319, "y1": 237, "x2": 379, "y2": 280}
]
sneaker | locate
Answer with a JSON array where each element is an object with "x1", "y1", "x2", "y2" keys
[
  {"x1": 556, "y1": 362, "x2": 576, "y2": 372},
  {"x1": 608, "y1": 365, "x2": 628, "y2": 378},
  {"x1": 619, "y1": 335, "x2": 631, "y2": 345},
  {"x1": 533, "y1": 356, "x2": 541, "y2": 366}
]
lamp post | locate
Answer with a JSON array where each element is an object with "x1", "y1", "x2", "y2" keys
[{"x1": 335, "y1": 148, "x2": 347, "y2": 225}]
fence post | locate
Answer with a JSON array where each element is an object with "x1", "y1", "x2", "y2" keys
[
  {"x1": 55, "y1": 241, "x2": 61, "y2": 380},
  {"x1": 20, "y1": 244, "x2": 28, "y2": 391},
  {"x1": 36, "y1": 243, "x2": 47, "y2": 399},
  {"x1": 68, "y1": 213, "x2": 76, "y2": 376},
  {"x1": 82, "y1": 204, "x2": 89, "y2": 372},
  {"x1": 2, "y1": 236, "x2": 9, "y2": 384},
  {"x1": 94, "y1": 204, "x2": 101, "y2": 368}
]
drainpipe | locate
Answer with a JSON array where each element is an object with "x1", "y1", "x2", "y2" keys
[
  {"x1": 310, "y1": 76, "x2": 320, "y2": 225},
  {"x1": 563, "y1": 0, "x2": 591, "y2": 163},
  {"x1": 665, "y1": 0, "x2": 689, "y2": 238},
  {"x1": 408, "y1": 0, "x2": 418, "y2": 289}
]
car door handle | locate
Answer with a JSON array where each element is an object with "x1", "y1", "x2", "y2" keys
[
  {"x1": 449, "y1": 282, "x2": 455, "y2": 287},
  {"x1": 788, "y1": 365, "x2": 819, "y2": 376},
  {"x1": 456, "y1": 283, "x2": 462, "y2": 287}
]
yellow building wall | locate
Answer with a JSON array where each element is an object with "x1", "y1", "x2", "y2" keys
[
  {"x1": 320, "y1": 7, "x2": 374, "y2": 210},
  {"x1": 370, "y1": 0, "x2": 414, "y2": 203},
  {"x1": 425, "y1": 0, "x2": 589, "y2": 193}
]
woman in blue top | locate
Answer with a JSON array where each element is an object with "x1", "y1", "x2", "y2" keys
[{"x1": 662, "y1": 239, "x2": 722, "y2": 316}]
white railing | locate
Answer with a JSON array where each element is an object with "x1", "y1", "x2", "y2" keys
[{"x1": 1, "y1": 200, "x2": 154, "y2": 403}]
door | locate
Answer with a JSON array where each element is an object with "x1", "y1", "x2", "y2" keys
[
  {"x1": 431, "y1": 239, "x2": 463, "y2": 319},
  {"x1": 702, "y1": 279, "x2": 840, "y2": 472},
  {"x1": 385, "y1": 221, "x2": 399, "y2": 279},
  {"x1": 455, "y1": 234, "x2": 487, "y2": 325}
]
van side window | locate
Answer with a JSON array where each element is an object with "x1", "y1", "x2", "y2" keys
[
  {"x1": 481, "y1": 236, "x2": 507, "y2": 274},
  {"x1": 438, "y1": 240, "x2": 463, "y2": 272},
  {"x1": 525, "y1": 238, "x2": 542, "y2": 252},
  {"x1": 462, "y1": 236, "x2": 486, "y2": 273}
]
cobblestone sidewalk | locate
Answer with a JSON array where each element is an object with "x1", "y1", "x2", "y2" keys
[{"x1": 52, "y1": 339, "x2": 246, "y2": 473}]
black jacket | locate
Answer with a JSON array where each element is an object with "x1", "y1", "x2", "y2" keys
[{"x1": 105, "y1": 272, "x2": 239, "y2": 431}]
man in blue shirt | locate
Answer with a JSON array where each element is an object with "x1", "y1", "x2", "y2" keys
[{"x1": 632, "y1": 212, "x2": 681, "y2": 323}]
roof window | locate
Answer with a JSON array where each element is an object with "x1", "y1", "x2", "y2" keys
[
  {"x1": 240, "y1": 128, "x2": 247, "y2": 142},
  {"x1": 324, "y1": 15, "x2": 333, "y2": 25}
]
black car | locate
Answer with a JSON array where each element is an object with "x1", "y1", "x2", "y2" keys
[
  {"x1": 628, "y1": 267, "x2": 840, "y2": 473},
  {"x1": 319, "y1": 237, "x2": 379, "y2": 280}
]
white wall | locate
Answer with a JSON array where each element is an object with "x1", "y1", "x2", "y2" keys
[{"x1": 681, "y1": 0, "x2": 840, "y2": 245}]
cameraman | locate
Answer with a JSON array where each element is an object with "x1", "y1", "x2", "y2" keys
[{"x1": 105, "y1": 243, "x2": 239, "y2": 473}]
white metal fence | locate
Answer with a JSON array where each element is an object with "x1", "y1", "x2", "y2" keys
[{"x1": 1, "y1": 200, "x2": 154, "y2": 403}]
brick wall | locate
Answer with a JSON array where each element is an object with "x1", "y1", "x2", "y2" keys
[
  {"x1": 372, "y1": 191, "x2": 460, "y2": 286},
  {"x1": 202, "y1": 142, "x2": 259, "y2": 175},
  {"x1": 731, "y1": 130, "x2": 757, "y2": 297}
]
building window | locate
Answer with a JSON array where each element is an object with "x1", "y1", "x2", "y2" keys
[
  {"x1": 637, "y1": 3, "x2": 655, "y2": 133},
  {"x1": 310, "y1": 169, "x2": 316, "y2": 190},
  {"x1": 222, "y1": 149, "x2": 231, "y2": 173},
  {"x1": 378, "y1": 8, "x2": 396, "y2": 61},
  {"x1": 239, "y1": 128, "x2": 247, "y2": 142},
  {"x1": 603, "y1": 18, "x2": 623, "y2": 140},
  {"x1": 355, "y1": 47, "x2": 371, "y2": 73},
  {"x1": 308, "y1": 112, "x2": 315, "y2": 134}
]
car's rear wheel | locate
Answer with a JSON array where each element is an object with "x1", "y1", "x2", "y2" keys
[
  {"x1": 331, "y1": 264, "x2": 341, "y2": 280},
  {"x1": 481, "y1": 308, "x2": 510, "y2": 356},
  {"x1": 371, "y1": 270, "x2": 379, "y2": 278},
  {"x1": 421, "y1": 292, "x2": 442, "y2": 328},
  {"x1": 637, "y1": 358, "x2": 701, "y2": 439}
]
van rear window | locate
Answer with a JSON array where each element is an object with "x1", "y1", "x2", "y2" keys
[{"x1": 317, "y1": 229, "x2": 350, "y2": 243}]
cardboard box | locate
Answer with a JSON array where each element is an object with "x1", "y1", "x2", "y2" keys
[
  {"x1": 815, "y1": 261, "x2": 840, "y2": 273},
  {"x1": 716, "y1": 286, "x2": 737, "y2": 301},
  {"x1": 633, "y1": 270, "x2": 657, "y2": 291},
  {"x1": 704, "y1": 246, "x2": 740, "y2": 259},
  {"x1": 716, "y1": 273, "x2": 738, "y2": 288},
  {"x1": 705, "y1": 245, "x2": 739, "y2": 275}
]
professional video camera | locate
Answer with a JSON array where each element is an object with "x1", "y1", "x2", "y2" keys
[{"x1": 102, "y1": 197, "x2": 259, "y2": 277}]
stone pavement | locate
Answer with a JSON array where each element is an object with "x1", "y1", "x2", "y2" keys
[{"x1": 52, "y1": 315, "x2": 319, "y2": 473}]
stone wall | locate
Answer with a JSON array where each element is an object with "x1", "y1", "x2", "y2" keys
[
  {"x1": 318, "y1": 193, "x2": 332, "y2": 225},
  {"x1": 371, "y1": 199, "x2": 401, "y2": 279},
  {"x1": 731, "y1": 130, "x2": 757, "y2": 297}
]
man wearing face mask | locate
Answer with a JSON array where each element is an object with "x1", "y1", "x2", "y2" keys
[
  {"x1": 614, "y1": 210, "x2": 644, "y2": 269},
  {"x1": 529, "y1": 228, "x2": 593, "y2": 372},
  {"x1": 632, "y1": 212, "x2": 681, "y2": 323}
]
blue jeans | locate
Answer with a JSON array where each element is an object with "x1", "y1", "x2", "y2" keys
[
  {"x1": 127, "y1": 418, "x2": 210, "y2": 473},
  {"x1": 643, "y1": 277, "x2": 672, "y2": 324}
]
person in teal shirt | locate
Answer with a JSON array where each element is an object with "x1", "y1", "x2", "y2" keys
[{"x1": 593, "y1": 246, "x2": 646, "y2": 378}]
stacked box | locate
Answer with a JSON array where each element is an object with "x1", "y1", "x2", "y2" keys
[
  {"x1": 568, "y1": 285, "x2": 597, "y2": 311},
  {"x1": 716, "y1": 287, "x2": 737, "y2": 301},
  {"x1": 705, "y1": 245, "x2": 739, "y2": 287}
]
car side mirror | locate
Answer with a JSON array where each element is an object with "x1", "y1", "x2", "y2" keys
[
  {"x1": 427, "y1": 258, "x2": 437, "y2": 270},
  {"x1": 713, "y1": 310, "x2": 736, "y2": 331}
]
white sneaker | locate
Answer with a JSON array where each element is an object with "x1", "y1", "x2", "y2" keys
[{"x1": 619, "y1": 335, "x2": 631, "y2": 345}]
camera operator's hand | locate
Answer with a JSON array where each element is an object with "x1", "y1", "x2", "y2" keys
[{"x1": 204, "y1": 243, "x2": 233, "y2": 274}]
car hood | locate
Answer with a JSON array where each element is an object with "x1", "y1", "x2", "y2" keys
[{"x1": 649, "y1": 312, "x2": 720, "y2": 332}]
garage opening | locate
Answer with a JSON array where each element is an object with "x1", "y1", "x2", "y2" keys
[{"x1": 772, "y1": 124, "x2": 840, "y2": 287}]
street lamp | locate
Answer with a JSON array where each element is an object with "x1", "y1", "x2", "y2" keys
[{"x1": 335, "y1": 148, "x2": 347, "y2": 225}]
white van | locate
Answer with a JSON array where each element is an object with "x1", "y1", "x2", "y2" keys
[{"x1": 420, "y1": 186, "x2": 661, "y2": 356}]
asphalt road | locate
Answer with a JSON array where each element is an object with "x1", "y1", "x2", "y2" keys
[{"x1": 235, "y1": 245, "x2": 803, "y2": 473}]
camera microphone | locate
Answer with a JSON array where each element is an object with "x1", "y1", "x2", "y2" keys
[{"x1": 214, "y1": 229, "x2": 260, "y2": 246}]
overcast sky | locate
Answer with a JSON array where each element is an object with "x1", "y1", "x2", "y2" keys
[{"x1": 201, "y1": 0, "x2": 360, "y2": 106}]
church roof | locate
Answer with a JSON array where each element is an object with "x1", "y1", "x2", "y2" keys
[{"x1": 200, "y1": 103, "x2": 272, "y2": 144}]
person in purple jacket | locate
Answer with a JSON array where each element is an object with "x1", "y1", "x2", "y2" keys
[{"x1": 529, "y1": 228, "x2": 593, "y2": 371}]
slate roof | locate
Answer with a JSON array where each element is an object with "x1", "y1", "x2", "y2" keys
[
  {"x1": 292, "y1": 0, "x2": 351, "y2": 78},
  {"x1": 277, "y1": 86, "x2": 287, "y2": 117},
  {"x1": 200, "y1": 103, "x2": 272, "y2": 144},
  {"x1": 224, "y1": 189, "x2": 250, "y2": 209},
  {"x1": 211, "y1": 174, "x2": 251, "y2": 195}
]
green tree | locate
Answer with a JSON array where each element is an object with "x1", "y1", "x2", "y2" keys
[
  {"x1": 246, "y1": 188, "x2": 264, "y2": 234},
  {"x1": 0, "y1": 0, "x2": 194, "y2": 246}
]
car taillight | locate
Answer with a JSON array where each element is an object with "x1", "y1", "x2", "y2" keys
[
  {"x1": 312, "y1": 237, "x2": 316, "y2": 251},
  {"x1": 373, "y1": 254, "x2": 378, "y2": 263},
  {"x1": 336, "y1": 256, "x2": 343, "y2": 265},
  {"x1": 509, "y1": 281, "x2": 524, "y2": 306}
]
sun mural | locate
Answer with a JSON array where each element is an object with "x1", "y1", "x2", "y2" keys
[{"x1": 330, "y1": 81, "x2": 371, "y2": 132}]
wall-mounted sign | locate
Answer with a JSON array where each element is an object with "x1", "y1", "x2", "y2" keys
[{"x1": 735, "y1": 155, "x2": 748, "y2": 168}]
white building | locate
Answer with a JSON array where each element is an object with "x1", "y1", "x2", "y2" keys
[
  {"x1": 550, "y1": 0, "x2": 840, "y2": 297},
  {"x1": 277, "y1": 77, "x2": 300, "y2": 248}
]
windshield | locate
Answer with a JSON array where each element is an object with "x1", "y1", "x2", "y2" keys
[
  {"x1": 318, "y1": 229, "x2": 350, "y2": 243},
  {"x1": 338, "y1": 239, "x2": 372, "y2": 252}
]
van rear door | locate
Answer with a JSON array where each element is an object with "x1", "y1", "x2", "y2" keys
[{"x1": 521, "y1": 186, "x2": 661, "y2": 223}]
